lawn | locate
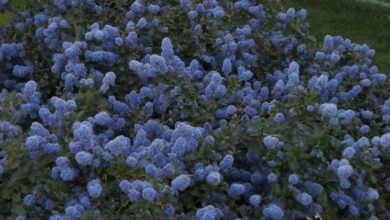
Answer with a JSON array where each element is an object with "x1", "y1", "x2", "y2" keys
[
  {"x1": 0, "y1": 0, "x2": 27, "y2": 25},
  {"x1": 285, "y1": 0, "x2": 390, "y2": 74}
]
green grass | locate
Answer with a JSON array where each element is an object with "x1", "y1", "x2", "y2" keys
[
  {"x1": 0, "y1": 11, "x2": 12, "y2": 25},
  {"x1": 0, "y1": 0, "x2": 27, "y2": 25},
  {"x1": 285, "y1": 0, "x2": 390, "y2": 74}
]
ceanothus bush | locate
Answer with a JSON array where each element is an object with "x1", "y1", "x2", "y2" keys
[{"x1": 0, "y1": 0, "x2": 389, "y2": 219}]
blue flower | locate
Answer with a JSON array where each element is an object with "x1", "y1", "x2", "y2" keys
[
  {"x1": 172, "y1": 137, "x2": 187, "y2": 157},
  {"x1": 263, "y1": 136, "x2": 279, "y2": 149},
  {"x1": 342, "y1": 147, "x2": 355, "y2": 159},
  {"x1": 330, "y1": 53, "x2": 340, "y2": 63},
  {"x1": 60, "y1": 167, "x2": 77, "y2": 181},
  {"x1": 222, "y1": 58, "x2": 232, "y2": 75},
  {"x1": 105, "y1": 135, "x2": 132, "y2": 156},
  {"x1": 0, "y1": 0, "x2": 8, "y2": 6},
  {"x1": 150, "y1": 55, "x2": 168, "y2": 73},
  {"x1": 115, "y1": 37, "x2": 123, "y2": 46},
  {"x1": 119, "y1": 180, "x2": 131, "y2": 193},
  {"x1": 196, "y1": 205, "x2": 222, "y2": 220},
  {"x1": 93, "y1": 112, "x2": 112, "y2": 126},
  {"x1": 214, "y1": 85, "x2": 227, "y2": 98},
  {"x1": 145, "y1": 164, "x2": 161, "y2": 177},
  {"x1": 125, "y1": 91, "x2": 140, "y2": 109},
  {"x1": 15, "y1": 216, "x2": 25, "y2": 220},
  {"x1": 161, "y1": 38, "x2": 174, "y2": 59},
  {"x1": 23, "y1": 194, "x2": 35, "y2": 206},
  {"x1": 228, "y1": 183, "x2": 246, "y2": 197},
  {"x1": 171, "y1": 174, "x2": 191, "y2": 191},
  {"x1": 238, "y1": 68, "x2": 253, "y2": 81},
  {"x1": 137, "y1": 18, "x2": 148, "y2": 29},
  {"x1": 126, "y1": 31, "x2": 138, "y2": 48},
  {"x1": 366, "y1": 188, "x2": 379, "y2": 201},
  {"x1": 180, "y1": 0, "x2": 191, "y2": 10},
  {"x1": 263, "y1": 204, "x2": 284, "y2": 220},
  {"x1": 297, "y1": 9, "x2": 307, "y2": 19},
  {"x1": 212, "y1": 6, "x2": 225, "y2": 19},
  {"x1": 127, "y1": 189, "x2": 141, "y2": 202},
  {"x1": 380, "y1": 133, "x2": 390, "y2": 148},
  {"x1": 304, "y1": 181, "x2": 323, "y2": 196},
  {"x1": 65, "y1": 205, "x2": 83, "y2": 218},
  {"x1": 142, "y1": 187, "x2": 157, "y2": 201},
  {"x1": 75, "y1": 151, "x2": 93, "y2": 166},
  {"x1": 268, "y1": 173, "x2": 278, "y2": 183},
  {"x1": 44, "y1": 143, "x2": 61, "y2": 154},
  {"x1": 79, "y1": 194, "x2": 91, "y2": 208},
  {"x1": 25, "y1": 135, "x2": 42, "y2": 150},
  {"x1": 126, "y1": 156, "x2": 138, "y2": 167},
  {"x1": 130, "y1": 1, "x2": 143, "y2": 13},
  {"x1": 206, "y1": 171, "x2": 222, "y2": 186},
  {"x1": 161, "y1": 26, "x2": 169, "y2": 33},
  {"x1": 323, "y1": 35, "x2": 334, "y2": 50},
  {"x1": 56, "y1": 156, "x2": 70, "y2": 167},
  {"x1": 85, "y1": 51, "x2": 117, "y2": 65},
  {"x1": 162, "y1": 163, "x2": 174, "y2": 177},
  {"x1": 188, "y1": 10, "x2": 198, "y2": 19},
  {"x1": 296, "y1": 192, "x2": 313, "y2": 206},
  {"x1": 359, "y1": 125, "x2": 370, "y2": 134},
  {"x1": 12, "y1": 65, "x2": 33, "y2": 77},
  {"x1": 249, "y1": 194, "x2": 262, "y2": 206},
  {"x1": 271, "y1": 80, "x2": 285, "y2": 98},
  {"x1": 49, "y1": 215, "x2": 63, "y2": 220},
  {"x1": 204, "y1": 135, "x2": 215, "y2": 146},
  {"x1": 319, "y1": 103, "x2": 338, "y2": 117},
  {"x1": 337, "y1": 164, "x2": 354, "y2": 179},
  {"x1": 273, "y1": 113, "x2": 285, "y2": 123},
  {"x1": 73, "y1": 123, "x2": 93, "y2": 148},
  {"x1": 219, "y1": 154, "x2": 234, "y2": 170},
  {"x1": 87, "y1": 179, "x2": 103, "y2": 198},
  {"x1": 315, "y1": 51, "x2": 326, "y2": 60},
  {"x1": 164, "y1": 204, "x2": 175, "y2": 217},
  {"x1": 148, "y1": 4, "x2": 160, "y2": 14},
  {"x1": 288, "y1": 174, "x2": 299, "y2": 184},
  {"x1": 360, "y1": 79, "x2": 371, "y2": 87},
  {"x1": 22, "y1": 80, "x2": 37, "y2": 96},
  {"x1": 100, "y1": 72, "x2": 116, "y2": 94}
]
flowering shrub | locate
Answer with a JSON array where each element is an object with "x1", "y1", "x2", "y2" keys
[{"x1": 0, "y1": 0, "x2": 389, "y2": 219}]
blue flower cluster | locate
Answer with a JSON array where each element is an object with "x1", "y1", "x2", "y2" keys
[
  {"x1": 0, "y1": 0, "x2": 389, "y2": 219},
  {"x1": 36, "y1": 17, "x2": 69, "y2": 50}
]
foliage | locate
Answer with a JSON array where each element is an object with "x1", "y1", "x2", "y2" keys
[{"x1": 0, "y1": 0, "x2": 389, "y2": 219}]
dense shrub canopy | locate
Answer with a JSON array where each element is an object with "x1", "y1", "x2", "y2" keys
[{"x1": 0, "y1": 0, "x2": 389, "y2": 219}]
